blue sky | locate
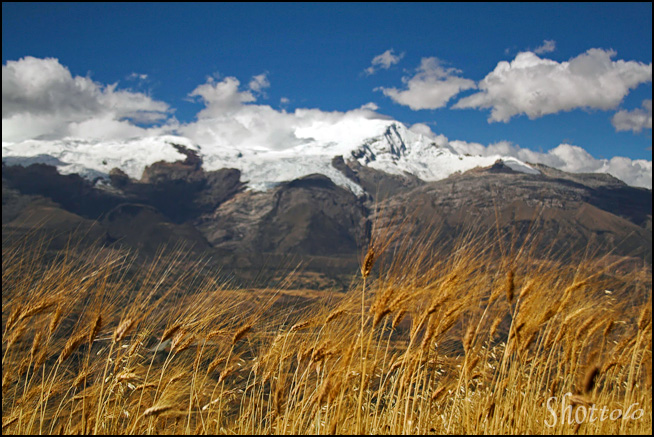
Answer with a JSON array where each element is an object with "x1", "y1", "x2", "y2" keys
[{"x1": 2, "y1": 2, "x2": 652, "y2": 161}]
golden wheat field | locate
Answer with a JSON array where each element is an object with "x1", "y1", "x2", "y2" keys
[{"x1": 2, "y1": 225, "x2": 652, "y2": 435}]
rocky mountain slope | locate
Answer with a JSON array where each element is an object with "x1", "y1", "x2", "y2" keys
[{"x1": 3, "y1": 123, "x2": 652, "y2": 288}]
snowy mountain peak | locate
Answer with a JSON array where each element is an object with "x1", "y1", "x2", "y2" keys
[
  {"x1": 353, "y1": 123, "x2": 409, "y2": 163},
  {"x1": 342, "y1": 122, "x2": 540, "y2": 184},
  {"x1": 376, "y1": 123, "x2": 409, "y2": 158},
  {"x1": 351, "y1": 122, "x2": 441, "y2": 164},
  {"x1": 1, "y1": 119, "x2": 545, "y2": 196}
]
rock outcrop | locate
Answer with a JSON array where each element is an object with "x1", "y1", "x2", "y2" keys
[{"x1": 3, "y1": 148, "x2": 651, "y2": 287}]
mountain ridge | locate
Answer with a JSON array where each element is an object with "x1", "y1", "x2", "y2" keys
[
  {"x1": 4, "y1": 119, "x2": 648, "y2": 194},
  {"x1": 2, "y1": 121, "x2": 651, "y2": 288}
]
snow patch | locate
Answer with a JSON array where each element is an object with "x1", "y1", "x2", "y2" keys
[
  {"x1": 1, "y1": 121, "x2": 541, "y2": 194},
  {"x1": 2, "y1": 135, "x2": 197, "y2": 181}
]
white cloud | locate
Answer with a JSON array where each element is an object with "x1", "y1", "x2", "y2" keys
[
  {"x1": 279, "y1": 97, "x2": 291, "y2": 109},
  {"x1": 612, "y1": 99, "x2": 652, "y2": 133},
  {"x1": 179, "y1": 75, "x2": 394, "y2": 153},
  {"x1": 533, "y1": 39, "x2": 556, "y2": 54},
  {"x1": 359, "y1": 102, "x2": 379, "y2": 111},
  {"x1": 3, "y1": 57, "x2": 650, "y2": 189},
  {"x1": 126, "y1": 72, "x2": 148, "y2": 81},
  {"x1": 248, "y1": 73, "x2": 270, "y2": 95},
  {"x1": 454, "y1": 48, "x2": 652, "y2": 123},
  {"x1": 2, "y1": 56, "x2": 172, "y2": 142},
  {"x1": 450, "y1": 139, "x2": 652, "y2": 189},
  {"x1": 408, "y1": 122, "x2": 438, "y2": 138},
  {"x1": 1, "y1": 57, "x2": 395, "y2": 155},
  {"x1": 188, "y1": 76, "x2": 256, "y2": 116},
  {"x1": 378, "y1": 57, "x2": 476, "y2": 110},
  {"x1": 365, "y1": 49, "x2": 404, "y2": 75},
  {"x1": 182, "y1": 75, "x2": 308, "y2": 152}
]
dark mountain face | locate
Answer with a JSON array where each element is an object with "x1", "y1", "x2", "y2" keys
[
  {"x1": 373, "y1": 167, "x2": 651, "y2": 263},
  {"x1": 1, "y1": 143, "x2": 244, "y2": 225},
  {"x1": 2, "y1": 149, "x2": 651, "y2": 287},
  {"x1": 332, "y1": 155, "x2": 424, "y2": 202},
  {"x1": 256, "y1": 174, "x2": 369, "y2": 255},
  {"x1": 192, "y1": 173, "x2": 368, "y2": 255},
  {"x1": 2, "y1": 145, "x2": 242, "y2": 259}
]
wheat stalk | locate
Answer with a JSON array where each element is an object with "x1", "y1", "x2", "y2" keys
[
  {"x1": 113, "y1": 318, "x2": 134, "y2": 343},
  {"x1": 290, "y1": 320, "x2": 310, "y2": 332},
  {"x1": 361, "y1": 244, "x2": 376, "y2": 279},
  {"x1": 232, "y1": 324, "x2": 252, "y2": 345},
  {"x1": 88, "y1": 313, "x2": 102, "y2": 345},
  {"x1": 143, "y1": 404, "x2": 173, "y2": 418},
  {"x1": 58, "y1": 332, "x2": 87, "y2": 363},
  {"x1": 161, "y1": 323, "x2": 182, "y2": 343}
]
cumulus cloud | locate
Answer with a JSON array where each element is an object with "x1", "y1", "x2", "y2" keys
[
  {"x1": 182, "y1": 74, "x2": 310, "y2": 151},
  {"x1": 1, "y1": 57, "x2": 395, "y2": 155},
  {"x1": 2, "y1": 56, "x2": 172, "y2": 142},
  {"x1": 3, "y1": 57, "x2": 650, "y2": 189},
  {"x1": 378, "y1": 57, "x2": 476, "y2": 110},
  {"x1": 179, "y1": 75, "x2": 394, "y2": 153},
  {"x1": 188, "y1": 76, "x2": 257, "y2": 116},
  {"x1": 612, "y1": 99, "x2": 652, "y2": 133},
  {"x1": 364, "y1": 49, "x2": 404, "y2": 75},
  {"x1": 453, "y1": 48, "x2": 652, "y2": 122},
  {"x1": 533, "y1": 39, "x2": 556, "y2": 54},
  {"x1": 450, "y1": 139, "x2": 652, "y2": 189},
  {"x1": 408, "y1": 122, "x2": 438, "y2": 138}
]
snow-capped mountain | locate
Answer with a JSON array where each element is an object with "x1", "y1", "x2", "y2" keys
[
  {"x1": 348, "y1": 123, "x2": 539, "y2": 181},
  {"x1": 3, "y1": 118, "x2": 651, "y2": 288},
  {"x1": 2, "y1": 120, "x2": 541, "y2": 195}
]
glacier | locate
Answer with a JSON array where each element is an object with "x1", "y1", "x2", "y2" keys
[{"x1": 2, "y1": 120, "x2": 546, "y2": 195}]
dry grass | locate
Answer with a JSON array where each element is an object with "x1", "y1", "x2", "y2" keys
[{"x1": 1, "y1": 226, "x2": 651, "y2": 435}]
